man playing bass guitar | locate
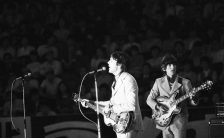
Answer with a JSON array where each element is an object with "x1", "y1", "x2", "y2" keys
[
  {"x1": 81, "y1": 51, "x2": 144, "y2": 138},
  {"x1": 146, "y1": 54, "x2": 198, "y2": 138}
]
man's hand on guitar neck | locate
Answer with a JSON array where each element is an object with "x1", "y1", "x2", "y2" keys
[
  {"x1": 189, "y1": 88, "x2": 199, "y2": 106},
  {"x1": 81, "y1": 99, "x2": 90, "y2": 108},
  {"x1": 189, "y1": 88, "x2": 196, "y2": 98}
]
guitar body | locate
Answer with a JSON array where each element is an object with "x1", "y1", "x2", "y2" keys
[
  {"x1": 152, "y1": 94, "x2": 181, "y2": 127},
  {"x1": 103, "y1": 115, "x2": 116, "y2": 126},
  {"x1": 152, "y1": 81, "x2": 213, "y2": 127},
  {"x1": 103, "y1": 111, "x2": 134, "y2": 133},
  {"x1": 72, "y1": 93, "x2": 135, "y2": 133},
  {"x1": 113, "y1": 111, "x2": 134, "y2": 133}
]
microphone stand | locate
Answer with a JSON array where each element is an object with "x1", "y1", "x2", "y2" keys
[
  {"x1": 94, "y1": 73, "x2": 101, "y2": 138},
  {"x1": 21, "y1": 78, "x2": 27, "y2": 138}
]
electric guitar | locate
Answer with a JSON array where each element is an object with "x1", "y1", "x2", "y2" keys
[
  {"x1": 73, "y1": 94, "x2": 134, "y2": 133},
  {"x1": 152, "y1": 80, "x2": 213, "y2": 127}
]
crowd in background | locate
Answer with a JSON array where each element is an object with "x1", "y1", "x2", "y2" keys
[{"x1": 0, "y1": 0, "x2": 224, "y2": 117}]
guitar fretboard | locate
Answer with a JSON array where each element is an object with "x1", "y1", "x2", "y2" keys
[
  {"x1": 78, "y1": 99, "x2": 118, "y2": 122},
  {"x1": 78, "y1": 99, "x2": 104, "y2": 114},
  {"x1": 173, "y1": 85, "x2": 206, "y2": 105}
]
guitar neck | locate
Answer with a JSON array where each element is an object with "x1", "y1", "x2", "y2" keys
[
  {"x1": 78, "y1": 99, "x2": 118, "y2": 122},
  {"x1": 78, "y1": 99, "x2": 104, "y2": 114},
  {"x1": 174, "y1": 86, "x2": 202, "y2": 105}
]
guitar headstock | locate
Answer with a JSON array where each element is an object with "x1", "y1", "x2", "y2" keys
[
  {"x1": 200, "y1": 80, "x2": 213, "y2": 90},
  {"x1": 72, "y1": 93, "x2": 79, "y2": 102}
]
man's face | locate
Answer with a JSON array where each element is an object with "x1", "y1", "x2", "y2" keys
[
  {"x1": 165, "y1": 64, "x2": 176, "y2": 77},
  {"x1": 107, "y1": 57, "x2": 118, "y2": 74}
]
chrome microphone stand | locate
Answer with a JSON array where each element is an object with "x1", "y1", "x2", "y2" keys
[
  {"x1": 21, "y1": 78, "x2": 27, "y2": 138},
  {"x1": 93, "y1": 73, "x2": 101, "y2": 138}
]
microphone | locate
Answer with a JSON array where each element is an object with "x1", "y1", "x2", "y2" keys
[
  {"x1": 88, "y1": 67, "x2": 106, "y2": 74},
  {"x1": 16, "y1": 73, "x2": 32, "y2": 80}
]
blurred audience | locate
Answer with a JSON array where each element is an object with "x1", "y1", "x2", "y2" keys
[{"x1": 1, "y1": 0, "x2": 224, "y2": 117}]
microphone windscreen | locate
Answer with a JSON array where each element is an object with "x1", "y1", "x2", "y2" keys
[{"x1": 102, "y1": 67, "x2": 106, "y2": 71}]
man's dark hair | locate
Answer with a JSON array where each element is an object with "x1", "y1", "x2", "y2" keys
[
  {"x1": 111, "y1": 51, "x2": 129, "y2": 71},
  {"x1": 161, "y1": 54, "x2": 177, "y2": 71}
]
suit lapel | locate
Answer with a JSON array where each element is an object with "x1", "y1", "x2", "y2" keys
[
  {"x1": 112, "y1": 73, "x2": 125, "y2": 96},
  {"x1": 161, "y1": 76, "x2": 171, "y2": 93},
  {"x1": 161, "y1": 75, "x2": 182, "y2": 94},
  {"x1": 171, "y1": 76, "x2": 182, "y2": 94}
]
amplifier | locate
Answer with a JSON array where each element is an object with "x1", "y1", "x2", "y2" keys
[
  {"x1": 209, "y1": 118, "x2": 224, "y2": 138},
  {"x1": 209, "y1": 117, "x2": 224, "y2": 124},
  {"x1": 216, "y1": 103, "x2": 224, "y2": 117}
]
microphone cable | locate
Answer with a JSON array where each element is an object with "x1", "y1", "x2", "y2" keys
[
  {"x1": 76, "y1": 72, "x2": 97, "y2": 127},
  {"x1": 10, "y1": 79, "x2": 20, "y2": 133}
]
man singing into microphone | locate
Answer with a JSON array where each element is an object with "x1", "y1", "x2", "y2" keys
[{"x1": 81, "y1": 51, "x2": 143, "y2": 138}]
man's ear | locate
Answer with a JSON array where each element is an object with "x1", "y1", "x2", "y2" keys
[
  {"x1": 117, "y1": 63, "x2": 122, "y2": 68},
  {"x1": 161, "y1": 66, "x2": 166, "y2": 72}
]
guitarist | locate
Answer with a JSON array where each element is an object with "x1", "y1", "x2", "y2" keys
[
  {"x1": 146, "y1": 54, "x2": 198, "y2": 138},
  {"x1": 81, "y1": 51, "x2": 144, "y2": 138}
]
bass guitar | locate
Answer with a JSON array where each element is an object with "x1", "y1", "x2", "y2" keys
[
  {"x1": 73, "y1": 94, "x2": 134, "y2": 133},
  {"x1": 152, "y1": 80, "x2": 213, "y2": 127}
]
